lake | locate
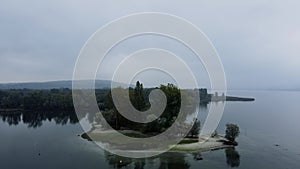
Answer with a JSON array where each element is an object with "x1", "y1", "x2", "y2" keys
[{"x1": 0, "y1": 90, "x2": 300, "y2": 169}]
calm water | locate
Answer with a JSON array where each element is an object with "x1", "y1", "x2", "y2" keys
[{"x1": 0, "y1": 91, "x2": 300, "y2": 169}]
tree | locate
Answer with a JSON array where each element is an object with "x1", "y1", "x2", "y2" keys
[
  {"x1": 159, "y1": 83, "x2": 181, "y2": 127},
  {"x1": 225, "y1": 123, "x2": 240, "y2": 142},
  {"x1": 188, "y1": 118, "x2": 200, "y2": 138},
  {"x1": 133, "y1": 81, "x2": 146, "y2": 111}
]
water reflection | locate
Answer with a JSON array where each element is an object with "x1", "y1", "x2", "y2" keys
[
  {"x1": 225, "y1": 148, "x2": 240, "y2": 168},
  {"x1": 104, "y1": 148, "x2": 241, "y2": 169},
  {"x1": 0, "y1": 102, "x2": 209, "y2": 129},
  {"x1": 104, "y1": 152, "x2": 190, "y2": 169},
  {"x1": 0, "y1": 110, "x2": 242, "y2": 168},
  {"x1": 158, "y1": 152, "x2": 190, "y2": 169},
  {"x1": 0, "y1": 111, "x2": 78, "y2": 128},
  {"x1": 192, "y1": 152, "x2": 203, "y2": 161},
  {"x1": 104, "y1": 151, "x2": 146, "y2": 169}
]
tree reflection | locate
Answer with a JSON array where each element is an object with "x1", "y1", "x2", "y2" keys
[
  {"x1": 104, "y1": 151, "x2": 190, "y2": 169},
  {"x1": 0, "y1": 111, "x2": 79, "y2": 128},
  {"x1": 158, "y1": 152, "x2": 190, "y2": 169},
  {"x1": 104, "y1": 149, "x2": 241, "y2": 169},
  {"x1": 104, "y1": 151, "x2": 133, "y2": 168},
  {"x1": 192, "y1": 152, "x2": 203, "y2": 161},
  {"x1": 225, "y1": 148, "x2": 240, "y2": 168},
  {"x1": 0, "y1": 112, "x2": 21, "y2": 125}
]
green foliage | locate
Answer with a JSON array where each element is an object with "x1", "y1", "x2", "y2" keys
[
  {"x1": 178, "y1": 139, "x2": 198, "y2": 144},
  {"x1": 102, "y1": 82, "x2": 192, "y2": 134},
  {"x1": 159, "y1": 83, "x2": 181, "y2": 127},
  {"x1": 102, "y1": 87, "x2": 135, "y2": 130},
  {"x1": 101, "y1": 82, "x2": 202, "y2": 137},
  {"x1": 0, "y1": 89, "x2": 73, "y2": 110},
  {"x1": 96, "y1": 109, "x2": 118, "y2": 129},
  {"x1": 133, "y1": 81, "x2": 146, "y2": 111},
  {"x1": 225, "y1": 123, "x2": 240, "y2": 142},
  {"x1": 188, "y1": 119, "x2": 200, "y2": 138}
]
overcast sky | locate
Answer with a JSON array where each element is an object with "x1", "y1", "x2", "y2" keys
[{"x1": 0, "y1": 0, "x2": 300, "y2": 90}]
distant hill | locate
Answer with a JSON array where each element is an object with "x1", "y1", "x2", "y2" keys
[{"x1": 0, "y1": 80, "x2": 132, "y2": 90}]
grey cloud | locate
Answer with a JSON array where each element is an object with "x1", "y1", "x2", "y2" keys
[{"x1": 0, "y1": 0, "x2": 299, "y2": 89}]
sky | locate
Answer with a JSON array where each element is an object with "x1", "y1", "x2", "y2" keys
[{"x1": 0, "y1": 0, "x2": 300, "y2": 90}]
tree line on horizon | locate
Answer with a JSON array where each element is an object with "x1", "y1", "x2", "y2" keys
[{"x1": 0, "y1": 85, "x2": 211, "y2": 111}]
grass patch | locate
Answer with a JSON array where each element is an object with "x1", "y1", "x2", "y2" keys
[
  {"x1": 122, "y1": 132, "x2": 147, "y2": 138},
  {"x1": 178, "y1": 139, "x2": 199, "y2": 144}
]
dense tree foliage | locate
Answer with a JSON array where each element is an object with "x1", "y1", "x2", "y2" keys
[
  {"x1": 0, "y1": 88, "x2": 109, "y2": 111},
  {"x1": 188, "y1": 119, "x2": 201, "y2": 138},
  {"x1": 100, "y1": 82, "x2": 201, "y2": 137},
  {"x1": 0, "y1": 89, "x2": 73, "y2": 110},
  {"x1": 133, "y1": 81, "x2": 146, "y2": 111},
  {"x1": 225, "y1": 123, "x2": 240, "y2": 142}
]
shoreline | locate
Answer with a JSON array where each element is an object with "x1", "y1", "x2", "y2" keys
[
  {"x1": 170, "y1": 136, "x2": 235, "y2": 152},
  {"x1": 81, "y1": 128, "x2": 237, "y2": 153}
]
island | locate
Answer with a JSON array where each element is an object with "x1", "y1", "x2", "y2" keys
[{"x1": 80, "y1": 81, "x2": 244, "y2": 154}]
